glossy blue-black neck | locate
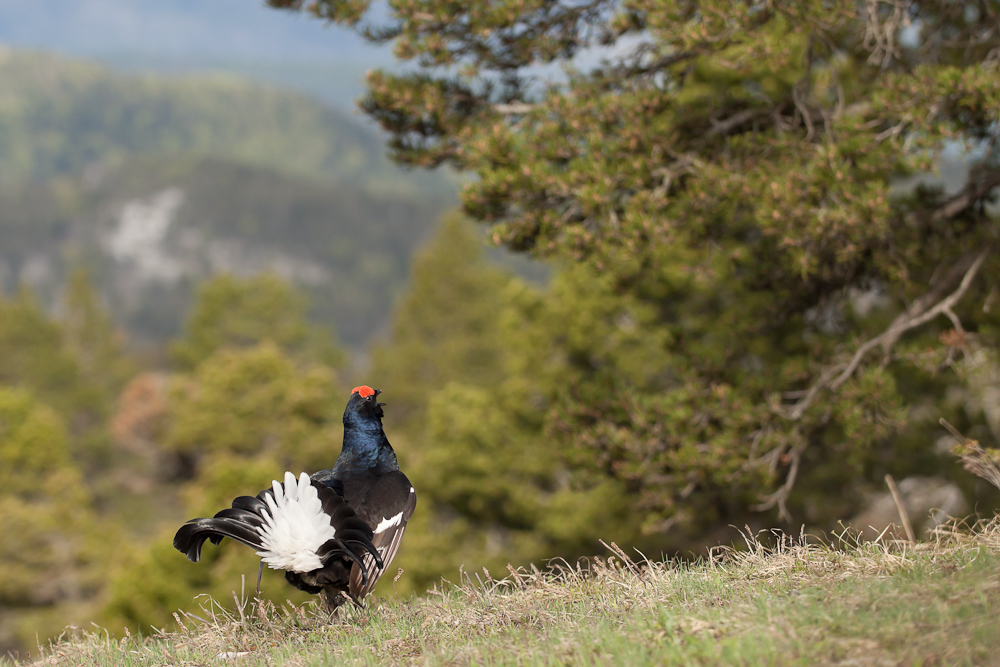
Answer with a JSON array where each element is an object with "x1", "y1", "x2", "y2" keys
[{"x1": 334, "y1": 391, "x2": 399, "y2": 474}]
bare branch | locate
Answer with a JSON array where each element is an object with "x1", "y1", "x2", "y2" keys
[
  {"x1": 831, "y1": 248, "x2": 989, "y2": 388},
  {"x1": 493, "y1": 102, "x2": 534, "y2": 115},
  {"x1": 780, "y1": 364, "x2": 844, "y2": 421},
  {"x1": 707, "y1": 107, "x2": 771, "y2": 138},
  {"x1": 750, "y1": 443, "x2": 804, "y2": 522},
  {"x1": 932, "y1": 169, "x2": 1000, "y2": 222},
  {"x1": 791, "y1": 80, "x2": 815, "y2": 142},
  {"x1": 884, "y1": 474, "x2": 916, "y2": 543},
  {"x1": 942, "y1": 306, "x2": 964, "y2": 335},
  {"x1": 940, "y1": 418, "x2": 1000, "y2": 491},
  {"x1": 863, "y1": 0, "x2": 910, "y2": 68},
  {"x1": 778, "y1": 248, "x2": 991, "y2": 420},
  {"x1": 626, "y1": 50, "x2": 698, "y2": 76}
]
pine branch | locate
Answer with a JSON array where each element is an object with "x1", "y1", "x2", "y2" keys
[
  {"x1": 493, "y1": 102, "x2": 534, "y2": 116},
  {"x1": 750, "y1": 443, "x2": 805, "y2": 522},
  {"x1": 940, "y1": 418, "x2": 1000, "y2": 491},
  {"x1": 932, "y1": 169, "x2": 1000, "y2": 222},
  {"x1": 779, "y1": 248, "x2": 990, "y2": 421},
  {"x1": 760, "y1": 248, "x2": 990, "y2": 518}
]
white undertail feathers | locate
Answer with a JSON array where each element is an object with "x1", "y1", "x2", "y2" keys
[{"x1": 255, "y1": 472, "x2": 335, "y2": 572}]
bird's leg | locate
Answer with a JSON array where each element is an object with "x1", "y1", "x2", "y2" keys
[{"x1": 320, "y1": 587, "x2": 350, "y2": 615}]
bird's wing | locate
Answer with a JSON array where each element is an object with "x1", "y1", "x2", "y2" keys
[
  {"x1": 349, "y1": 472, "x2": 417, "y2": 599},
  {"x1": 174, "y1": 472, "x2": 378, "y2": 578}
]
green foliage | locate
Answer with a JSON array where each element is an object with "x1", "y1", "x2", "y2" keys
[
  {"x1": 103, "y1": 277, "x2": 347, "y2": 634},
  {"x1": 62, "y1": 268, "x2": 136, "y2": 406},
  {"x1": 370, "y1": 213, "x2": 515, "y2": 422},
  {"x1": 0, "y1": 291, "x2": 82, "y2": 416},
  {"x1": 0, "y1": 387, "x2": 103, "y2": 649},
  {"x1": 0, "y1": 280, "x2": 142, "y2": 651},
  {"x1": 165, "y1": 343, "x2": 341, "y2": 483},
  {"x1": 0, "y1": 388, "x2": 78, "y2": 502},
  {"x1": 369, "y1": 214, "x2": 534, "y2": 587},
  {"x1": 0, "y1": 285, "x2": 120, "y2": 472},
  {"x1": 170, "y1": 274, "x2": 342, "y2": 370},
  {"x1": 0, "y1": 270, "x2": 336, "y2": 652},
  {"x1": 280, "y1": 0, "x2": 1000, "y2": 537},
  {"x1": 370, "y1": 216, "x2": 641, "y2": 590}
]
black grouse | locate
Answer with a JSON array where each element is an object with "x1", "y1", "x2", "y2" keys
[{"x1": 173, "y1": 385, "x2": 416, "y2": 610}]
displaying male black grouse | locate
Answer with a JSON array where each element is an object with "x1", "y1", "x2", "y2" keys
[{"x1": 173, "y1": 385, "x2": 416, "y2": 610}]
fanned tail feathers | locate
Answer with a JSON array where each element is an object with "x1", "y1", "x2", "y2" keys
[{"x1": 173, "y1": 472, "x2": 382, "y2": 581}]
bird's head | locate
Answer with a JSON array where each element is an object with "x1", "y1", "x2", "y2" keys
[{"x1": 344, "y1": 385, "x2": 386, "y2": 424}]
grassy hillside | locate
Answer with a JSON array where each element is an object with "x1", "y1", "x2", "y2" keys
[
  {"x1": 14, "y1": 520, "x2": 1000, "y2": 666},
  {"x1": 0, "y1": 48, "x2": 452, "y2": 199}
]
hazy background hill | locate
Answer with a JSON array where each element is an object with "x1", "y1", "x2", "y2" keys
[
  {"x1": 0, "y1": 49, "x2": 456, "y2": 349},
  {"x1": 0, "y1": 49, "x2": 444, "y2": 191}
]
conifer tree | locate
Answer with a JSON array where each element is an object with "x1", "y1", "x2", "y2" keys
[
  {"x1": 0, "y1": 288, "x2": 118, "y2": 477},
  {"x1": 370, "y1": 212, "x2": 515, "y2": 424},
  {"x1": 371, "y1": 215, "x2": 641, "y2": 588},
  {"x1": 104, "y1": 276, "x2": 345, "y2": 632},
  {"x1": 62, "y1": 268, "x2": 135, "y2": 406},
  {"x1": 0, "y1": 290, "x2": 82, "y2": 416},
  {"x1": 0, "y1": 287, "x2": 131, "y2": 650},
  {"x1": 274, "y1": 1, "x2": 1000, "y2": 532},
  {"x1": 0, "y1": 388, "x2": 102, "y2": 650},
  {"x1": 170, "y1": 273, "x2": 342, "y2": 370}
]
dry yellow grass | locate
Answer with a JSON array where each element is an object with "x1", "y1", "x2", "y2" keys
[{"x1": 14, "y1": 517, "x2": 1000, "y2": 666}]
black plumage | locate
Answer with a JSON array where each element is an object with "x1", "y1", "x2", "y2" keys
[
  {"x1": 173, "y1": 385, "x2": 415, "y2": 610},
  {"x1": 312, "y1": 385, "x2": 417, "y2": 604}
]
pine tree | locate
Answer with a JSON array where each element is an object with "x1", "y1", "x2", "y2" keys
[
  {"x1": 0, "y1": 290, "x2": 82, "y2": 416},
  {"x1": 370, "y1": 215, "x2": 642, "y2": 589},
  {"x1": 62, "y1": 268, "x2": 135, "y2": 407},
  {"x1": 103, "y1": 276, "x2": 346, "y2": 632},
  {"x1": 0, "y1": 388, "x2": 102, "y2": 650},
  {"x1": 170, "y1": 273, "x2": 342, "y2": 370},
  {"x1": 274, "y1": 1, "x2": 1000, "y2": 532},
  {"x1": 0, "y1": 286, "x2": 133, "y2": 651},
  {"x1": 370, "y1": 212, "x2": 515, "y2": 424}
]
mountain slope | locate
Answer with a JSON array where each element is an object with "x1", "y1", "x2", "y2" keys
[
  {"x1": 0, "y1": 156, "x2": 452, "y2": 348},
  {"x1": 0, "y1": 49, "x2": 451, "y2": 198},
  {"x1": 0, "y1": 49, "x2": 457, "y2": 350}
]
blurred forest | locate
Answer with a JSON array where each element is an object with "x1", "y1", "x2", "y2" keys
[
  {"x1": 4, "y1": 0, "x2": 1000, "y2": 658},
  {"x1": 0, "y1": 49, "x2": 456, "y2": 348}
]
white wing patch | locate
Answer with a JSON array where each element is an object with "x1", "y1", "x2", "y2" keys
[
  {"x1": 373, "y1": 487, "x2": 414, "y2": 536},
  {"x1": 374, "y1": 510, "x2": 404, "y2": 535},
  {"x1": 255, "y1": 472, "x2": 334, "y2": 573}
]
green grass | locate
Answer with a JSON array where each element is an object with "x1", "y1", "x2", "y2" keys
[{"x1": 13, "y1": 520, "x2": 1000, "y2": 666}]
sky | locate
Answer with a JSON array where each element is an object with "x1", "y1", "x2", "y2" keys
[
  {"x1": 0, "y1": 0, "x2": 392, "y2": 65},
  {"x1": 0, "y1": 0, "x2": 625, "y2": 110},
  {"x1": 0, "y1": 0, "x2": 397, "y2": 111}
]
